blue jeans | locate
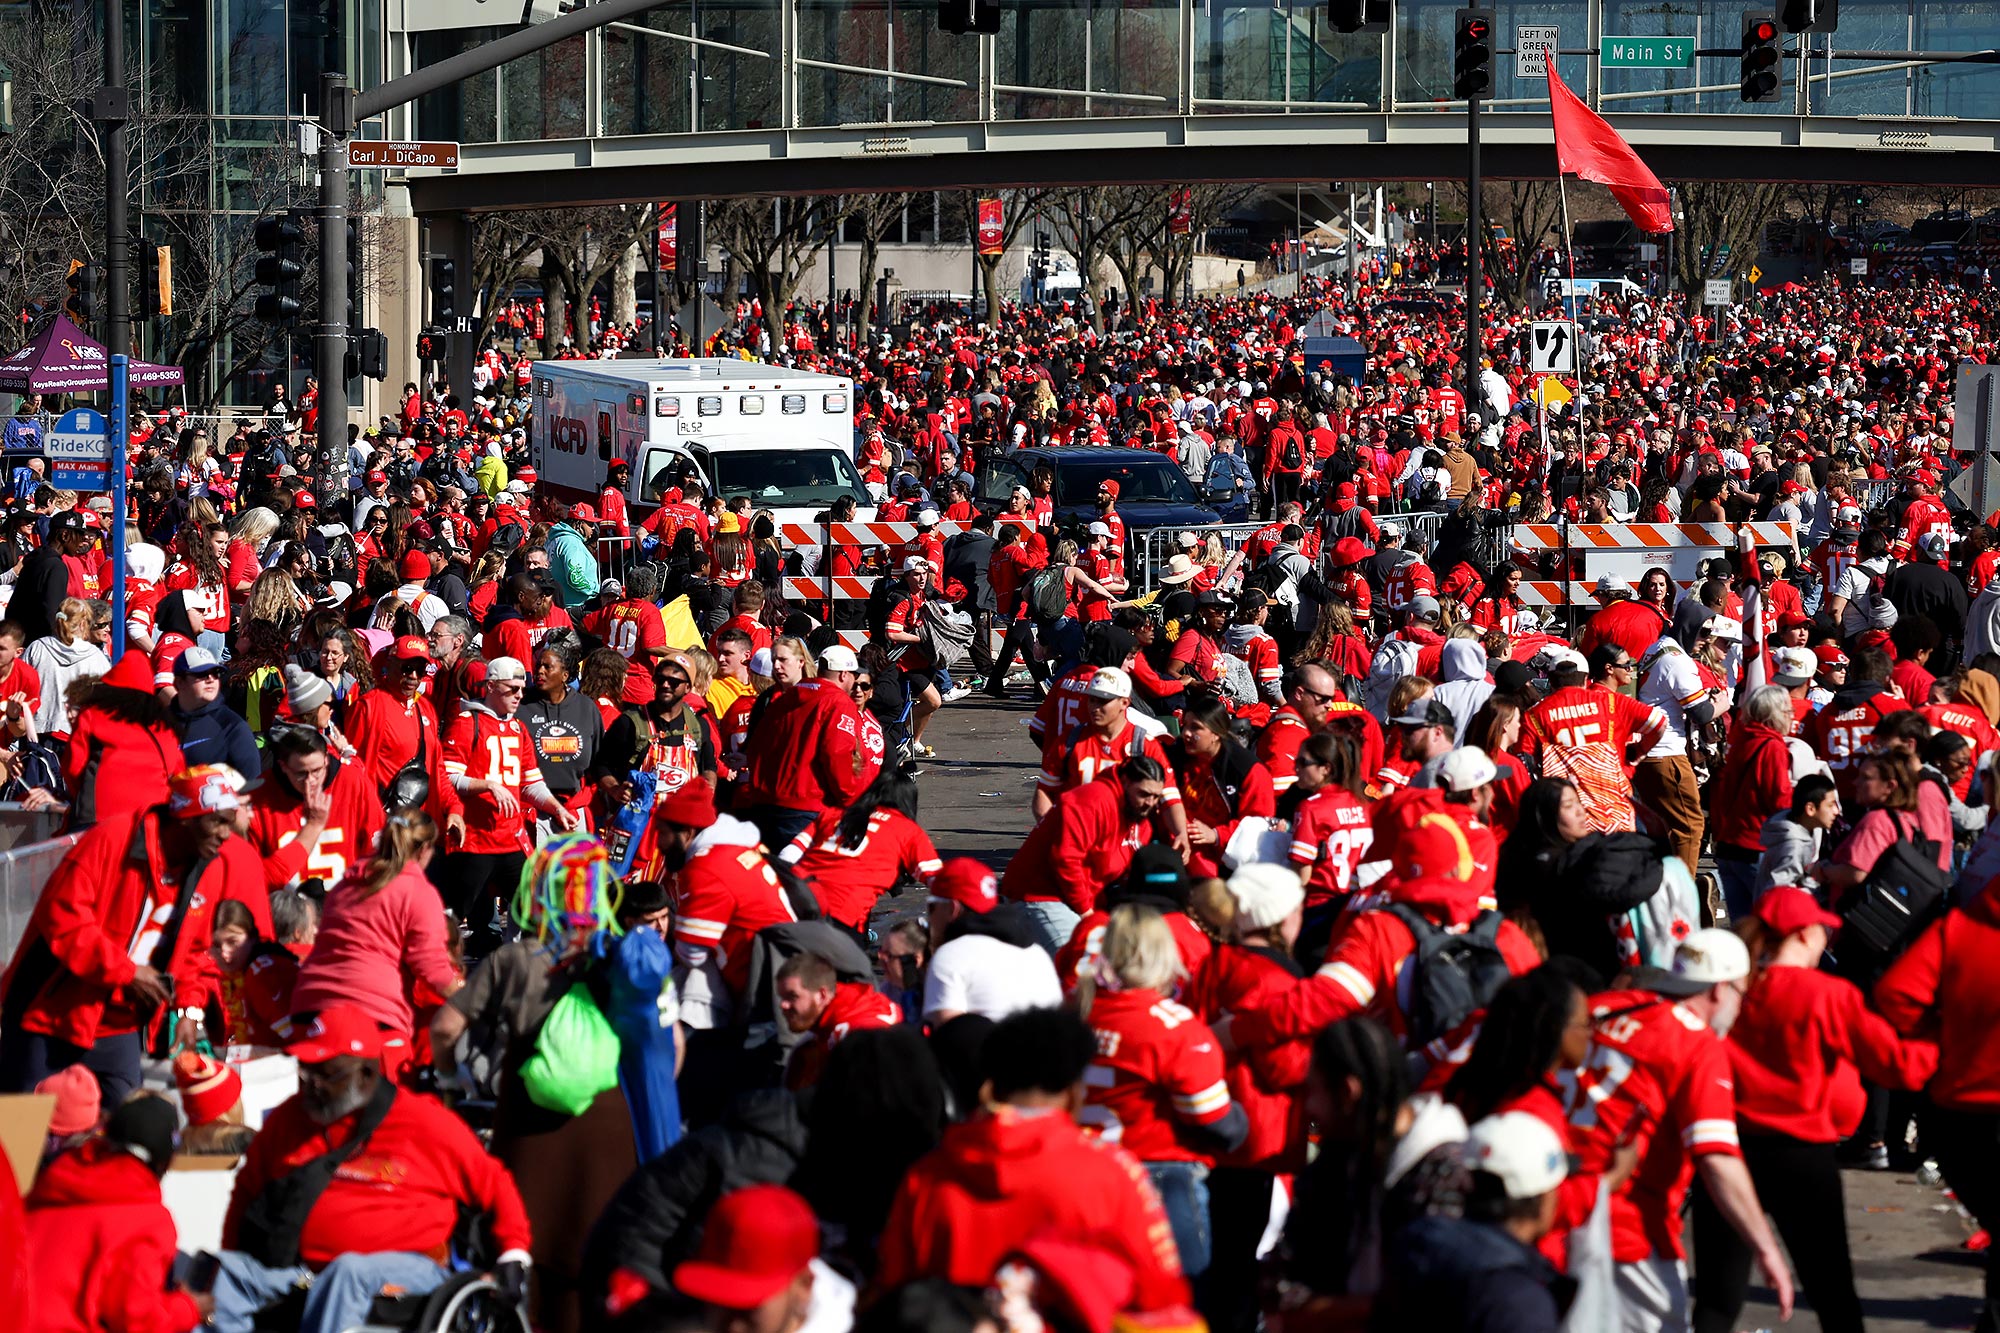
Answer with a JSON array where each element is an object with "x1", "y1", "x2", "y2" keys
[
  {"x1": 1146, "y1": 1160, "x2": 1214, "y2": 1277},
  {"x1": 1716, "y1": 853, "x2": 1760, "y2": 921},
  {"x1": 212, "y1": 1250, "x2": 447, "y2": 1333},
  {"x1": 1019, "y1": 899, "x2": 1081, "y2": 956},
  {"x1": 0, "y1": 1028, "x2": 142, "y2": 1104}
]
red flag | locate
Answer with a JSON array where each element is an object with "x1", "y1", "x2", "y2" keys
[
  {"x1": 1736, "y1": 525, "x2": 1767, "y2": 696},
  {"x1": 1547, "y1": 65, "x2": 1674, "y2": 234}
]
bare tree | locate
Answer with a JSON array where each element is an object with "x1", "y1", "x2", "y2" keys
[
  {"x1": 1477, "y1": 181, "x2": 1564, "y2": 312},
  {"x1": 1046, "y1": 188, "x2": 1153, "y2": 332},
  {"x1": 515, "y1": 206, "x2": 657, "y2": 355},
  {"x1": 949, "y1": 189, "x2": 1056, "y2": 321},
  {"x1": 707, "y1": 197, "x2": 846, "y2": 350},
  {"x1": 1672, "y1": 182, "x2": 1785, "y2": 314},
  {"x1": 838, "y1": 192, "x2": 908, "y2": 345}
]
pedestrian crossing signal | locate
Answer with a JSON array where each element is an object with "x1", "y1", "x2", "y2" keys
[{"x1": 939, "y1": 0, "x2": 999, "y2": 35}]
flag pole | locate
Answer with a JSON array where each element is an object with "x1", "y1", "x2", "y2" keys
[{"x1": 1556, "y1": 169, "x2": 1581, "y2": 636}]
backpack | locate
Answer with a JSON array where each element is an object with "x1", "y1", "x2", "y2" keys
[
  {"x1": 1217, "y1": 652, "x2": 1258, "y2": 706},
  {"x1": 1836, "y1": 810, "x2": 1950, "y2": 984},
  {"x1": 1024, "y1": 566, "x2": 1069, "y2": 621},
  {"x1": 920, "y1": 598, "x2": 977, "y2": 669},
  {"x1": 866, "y1": 575, "x2": 903, "y2": 648},
  {"x1": 1280, "y1": 434, "x2": 1303, "y2": 470},
  {"x1": 489, "y1": 518, "x2": 528, "y2": 560},
  {"x1": 1384, "y1": 904, "x2": 1513, "y2": 1047}
]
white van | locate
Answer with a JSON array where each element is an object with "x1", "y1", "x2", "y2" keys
[{"x1": 528, "y1": 359, "x2": 872, "y2": 526}]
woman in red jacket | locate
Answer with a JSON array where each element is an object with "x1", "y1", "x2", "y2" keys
[
  {"x1": 1185, "y1": 864, "x2": 1314, "y2": 1333},
  {"x1": 1876, "y1": 876, "x2": 2000, "y2": 1333},
  {"x1": 1169, "y1": 699, "x2": 1276, "y2": 881},
  {"x1": 1695, "y1": 887, "x2": 1939, "y2": 1333},
  {"x1": 61, "y1": 649, "x2": 187, "y2": 830}
]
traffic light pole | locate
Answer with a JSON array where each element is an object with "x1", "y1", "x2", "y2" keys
[
  {"x1": 98, "y1": 0, "x2": 130, "y2": 364},
  {"x1": 1465, "y1": 92, "x2": 1483, "y2": 422},
  {"x1": 317, "y1": 75, "x2": 352, "y2": 501}
]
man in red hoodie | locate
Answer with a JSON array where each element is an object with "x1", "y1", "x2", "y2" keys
[
  {"x1": 215, "y1": 1005, "x2": 533, "y2": 1333},
  {"x1": 1002, "y1": 756, "x2": 1167, "y2": 953},
  {"x1": 736, "y1": 657, "x2": 870, "y2": 850},
  {"x1": 776, "y1": 951, "x2": 901, "y2": 1088},
  {"x1": 875, "y1": 1006, "x2": 1190, "y2": 1309},
  {"x1": 0, "y1": 765, "x2": 264, "y2": 1103}
]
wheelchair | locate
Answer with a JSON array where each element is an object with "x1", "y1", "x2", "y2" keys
[{"x1": 351, "y1": 1270, "x2": 534, "y2": 1333}]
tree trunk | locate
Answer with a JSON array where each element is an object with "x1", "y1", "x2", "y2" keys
[
  {"x1": 857, "y1": 235, "x2": 881, "y2": 347},
  {"x1": 542, "y1": 268, "x2": 571, "y2": 356},
  {"x1": 613, "y1": 242, "x2": 638, "y2": 327}
]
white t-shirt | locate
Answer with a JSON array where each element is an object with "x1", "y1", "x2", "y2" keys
[
  {"x1": 923, "y1": 933, "x2": 1062, "y2": 1022},
  {"x1": 395, "y1": 582, "x2": 452, "y2": 631},
  {"x1": 1636, "y1": 638, "x2": 1707, "y2": 759}
]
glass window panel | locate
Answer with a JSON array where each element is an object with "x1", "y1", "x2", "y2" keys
[
  {"x1": 1396, "y1": 0, "x2": 1584, "y2": 112},
  {"x1": 997, "y1": 0, "x2": 1173, "y2": 119},
  {"x1": 1915, "y1": 2, "x2": 2000, "y2": 120},
  {"x1": 414, "y1": 27, "x2": 501, "y2": 142},
  {"x1": 218, "y1": 0, "x2": 286, "y2": 118},
  {"x1": 1594, "y1": 0, "x2": 1702, "y2": 114},
  {"x1": 1806, "y1": 1, "x2": 1906, "y2": 117},
  {"x1": 800, "y1": 0, "x2": 889, "y2": 125},
  {"x1": 696, "y1": 0, "x2": 781, "y2": 132},
  {"x1": 604, "y1": 9, "x2": 695, "y2": 137},
  {"x1": 216, "y1": 118, "x2": 291, "y2": 212},
  {"x1": 501, "y1": 34, "x2": 587, "y2": 140},
  {"x1": 888, "y1": 6, "x2": 977, "y2": 122},
  {"x1": 146, "y1": 0, "x2": 209, "y2": 118},
  {"x1": 289, "y1": 0, "x2": 336, "y2": 111}
]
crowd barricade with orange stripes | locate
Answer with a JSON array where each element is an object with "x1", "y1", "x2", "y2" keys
[{"x1": 1506, "y1": 520, "x2": 1795, "y2": 608}]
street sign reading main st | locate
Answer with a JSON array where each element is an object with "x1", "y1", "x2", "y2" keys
[
  {"x1": 1599, "y1": 36, "x2": 1693, "y2": 68},
  {"x1": 347, "y1": 140, "x2": 461, "y2": 170}
]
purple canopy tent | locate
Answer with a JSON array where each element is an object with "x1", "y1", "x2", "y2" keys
[{"x1": 0, "y1": 313, "x2": 184, "y2": 393}]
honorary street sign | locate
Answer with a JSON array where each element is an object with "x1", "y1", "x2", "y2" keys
[{"x1": 347, "y1": 140, "x2": 462, "y2": 170}]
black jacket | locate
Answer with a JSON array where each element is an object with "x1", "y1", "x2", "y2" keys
[
  {"x1": 1884, "y1": 560, "x2": 1970, "y2": 646},
  {"x1": 1372, "y1": 1214, "x2": 1574, "y2": 1333},
  {"x1": 943, "y1": 530, "x2": 996, "y2": 614},
  {"x1": 580, "y1": 1088, "x2": 808, "y2": 1302},
  {"x1": 13, "y1": 544, "x2": 68, "y2": 646}
]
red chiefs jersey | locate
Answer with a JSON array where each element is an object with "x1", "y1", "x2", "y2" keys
[
  {"x1": 783, "y1": 807, "x2": 943, "y2": 931},
  {"x1": 1081, "y1": 988, "x2": 1234, "y2": 1164},
  {"x1": 1030, "y1": 663, "x2": 1098, "y2": 750},
  {"x1": 1256, "y1": 707, "x2": 1313, "y2": 795},
  {"x1": 583, "y1": 599, "x2": 666, "y2": 705},
  {"x1": 1055, "y1": 909, "x2": 1213, "y2": 996},
  {"x1": 244, "y1": 763, "x2": 387, "y2": 891},
  {"x1": 442, "y1": 708, "x2": 544, "y2": 854},
  {"x1": 1896, "y1": 496, "x2": 1954, "y2": 560},
  {"x1": 1924, "y1": 701, "x2": 1999, "y2": 800},
  {"x1": 1331, "y1": 569, "x2": 1372, "y2": 618},
  {"x1": 1808, "y1": 689, "x2": 1911, "y2": 802},
  {"x1": 163, "y1": 565, "x2": 227, "y2": 628},
  {"x1": 1520, "y1": 685, "x2": 1667, "y2": 833},
  {"x1": 1183, "y1": 943, "x2": 1311, "y2": 1171},
  {"x1": 1811, "y1": 538, "x2": 1858, "y2": 594},
  {"x1": 1382, "y1": 560, "x2": 1437, "y2": 613},
  {"x1": 1288, "y1": 787, "x2": 1375, "y2": 907},
  {"x1": 674, "y1": 839, "x2": 798, "y2": 999},
  {"x1": 1559, "y1": 990, "x2": 1742, "y2": 1264},
  {"x1": 1040, "y1": 720, "x2": 1182, "y2": 806}
]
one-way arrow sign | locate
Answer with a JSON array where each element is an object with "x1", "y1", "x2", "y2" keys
[{"x1": 1530, "y1": 320, "x2": 1576, "y2": 375}]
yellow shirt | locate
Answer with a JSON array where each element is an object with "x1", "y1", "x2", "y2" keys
[{"x1": 706, "y1": 674, "x2": 755, "y2": 721}]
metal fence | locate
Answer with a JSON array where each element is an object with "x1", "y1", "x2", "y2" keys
[
  {"x1": 1133, "y1": 522, "x2": 1272, "y2": 596},
  {"x1": 0, "y1": 821, "x2": 81, "y2": 965}
]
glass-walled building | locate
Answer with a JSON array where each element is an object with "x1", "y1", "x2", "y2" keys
[{"x1": 393, "y1": 0, "x2": 2000, "y2": 146}]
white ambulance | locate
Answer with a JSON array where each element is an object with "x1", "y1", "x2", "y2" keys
[{"x1": 528, "y1": 358, "x2": 871, "y2": 525}]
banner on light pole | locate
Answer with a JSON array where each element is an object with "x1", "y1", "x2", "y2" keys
[{"x1": 977, "y1": 198, "x2": 1004, "y2": 256}]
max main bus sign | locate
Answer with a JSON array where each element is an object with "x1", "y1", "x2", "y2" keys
[{"x1": 550, "y1": 415, "x2": 590, "y2": 455}]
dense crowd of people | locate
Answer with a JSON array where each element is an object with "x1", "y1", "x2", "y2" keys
[{"x1": 3, "y1": 262, "x2": 2000, "y2": 1333}]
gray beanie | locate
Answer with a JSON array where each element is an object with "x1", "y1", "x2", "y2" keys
[{"x1": 285, "y1": 663, "x2": 333, "y2": 717}]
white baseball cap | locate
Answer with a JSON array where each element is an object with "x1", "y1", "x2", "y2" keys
[
  {"x1": 1655, "y1": 927, "x2": 1752, "y2": 996},
  {"x1": 1088, "y1": 521, "x2": 1112, "y2": 539},
  {"x1": 1082, "y1": 666, "x2": 1132, "y2": 700},
  {"x1": 818, "y1": 645, "x2": 860, "y2": 673},
  {"x1": 486, "y1": 656, "x2": 528, "y2": 684},
  {"x1": 1466, "y1": 1112, "x2": 1569, "y2": 1200},
  {"x1": 1771, "y1": 646, "x2": 1815, "y2": 688},
  {"x1": 1595, "y1": 574, "x2": 1633, "y2": 597},
  {"x1": 1437, "y1": 746, "x2": 1512, "y2": 793}
]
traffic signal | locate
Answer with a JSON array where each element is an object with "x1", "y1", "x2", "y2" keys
[
  {"x1": 416, "y1": 330, "x2": 449, "y2": 362},
  {"x1": 139, "y1": 242, "x2": 173, "y2": 318},
  {"x1": 1740, "y1": 12, "x2": 1782, "y2": 103},
  {"x1": 676, "y1": 206, "x2": 702, "y2": 285},
  {"x1": 428, "y1": 254, "x2": 457, "y2": 326},
  {"x1": 63, "y1": 259, "x2": 98, "y2": 326},
  {"x1": 1780, "y1": 0, "x2": 1836, "y2": 32},
  {"x1": 1328, "y1": 0, "x2": 1390, "y2": 34},
  {"x1": 253, "y1": 214, "x2": 305, "y2": 324},
  {"x1": 347, "y1": 328, "x2": 389, "y2": 381},
  {"x1": 939, "y1": 0, "x2": 998, "y2": 36},
  {"x1": 1452, "y1": 8, "x2": 1495, "y2": 102}
]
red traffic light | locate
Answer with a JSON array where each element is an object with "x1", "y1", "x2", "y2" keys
[
  {"x1": 1750, "y1": 20, "x2": 1777, "y2": 40},
  {"x1": 1465, "y1": 19, "x2": 1489, "y2": 37}
]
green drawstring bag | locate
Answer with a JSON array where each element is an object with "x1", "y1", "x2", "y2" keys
[{"x1": 518, "y1": 982, "x2": 621, "y2": 1115}]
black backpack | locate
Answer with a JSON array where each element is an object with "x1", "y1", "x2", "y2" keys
[
  {"x1": 1835, "y1": 810, "x2": 1950, "y2": 985},
  {"x1": 1385, "y1": 904, "x2": 1513, "y2": 1047},
  {"x1": 1024, "y1": 566, "x2": 1069, "y2": 621},
  {"x1": 1281, "y1": 434, "x2": 1303, "y2": 470}
]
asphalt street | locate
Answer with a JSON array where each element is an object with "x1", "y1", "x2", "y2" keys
[{"x1": 901, "y1": 693, "x2": 1989, "y2": 1333}]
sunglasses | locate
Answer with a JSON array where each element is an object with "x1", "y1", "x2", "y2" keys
[
  {"x1": 656, "y1": 672, "x2": 689, "y2": 688},
  {"x1": 392, "y1": 658, "x2": 428, "y2": 673}
]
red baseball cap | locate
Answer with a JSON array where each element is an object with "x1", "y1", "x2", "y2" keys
[
  {"x1": 1814, "y1": 643, "x2": 1850, "y2": 671},
  {"x1": 285, "y1": 1004, "x2": 383, "y2": 1062},
  {"x1": 393, "y1": 634, "x2": 432, "y2": 663},
  {"x1": 366, "y1": 469, "x2": 388, "y2": 484},
  {"x1": 928, "y1": 857, "x2": 998, "y2": 913},
  {"x1": 568, "y1": 502, "x2": 598, "y2": 523},
  {"x1": 1394, "y1": 812, "x2": 1475, "y2": 883},
  {"x1": 673, "y1": 1185, "x2": 819, "y2": 1310},
  {"x1": 1754, "y1": 885, "x2": 1843, "y2": 936},
  {"x1": 293, "y1": 490, "x2": 316, "y2": 509}
]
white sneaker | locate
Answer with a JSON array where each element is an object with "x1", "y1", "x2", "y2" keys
[{"x1": 942, "y1": 684, "x2": 973, "y2": 703}]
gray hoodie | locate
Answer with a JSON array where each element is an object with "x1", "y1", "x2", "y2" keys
[
  {"x1": 1431, "y1": 639, "x2": 1493, "y2": 745},
  {"x1": 1754, "y1": 810, "x2": 1821, "y2": 896}
]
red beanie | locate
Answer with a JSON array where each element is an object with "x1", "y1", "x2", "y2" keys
[
  {"x1": 174, "y1": 1050, "x2": 241, "y2": 1128},
  {"x1": 399, "y1": 549, "x2": 432, "y2": 581},
  {"x1": 102, "y1": 649, "x2": 156, "y2": 694},
  {"x1": 653, "y1": 778, "x2": 717, "y2": 831}
]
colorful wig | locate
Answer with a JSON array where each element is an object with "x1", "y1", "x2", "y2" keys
[{"x1": 512, "y1": 831, "x2": 625, "y2": 940}]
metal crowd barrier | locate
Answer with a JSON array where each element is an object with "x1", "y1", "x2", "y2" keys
[
  {"x1": 1376, "y1": 510, "x2": 1444, "y2": 556},
  {"x1": 1132, "y1": 522, "x2": 1274, "y2": 596},
  {"x1": 0, "y1": 822, "x2": 81, "y2": 965}
]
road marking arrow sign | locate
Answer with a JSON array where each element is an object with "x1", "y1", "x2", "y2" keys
[{"x1": 1529, "y1": 320, "x2": 1576, "y2": 375}]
